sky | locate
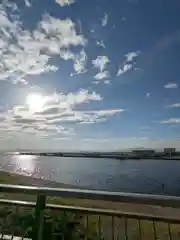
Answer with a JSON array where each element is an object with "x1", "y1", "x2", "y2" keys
[{"x1": 0, "y1": 0, "x2": 180, "y2": 151}]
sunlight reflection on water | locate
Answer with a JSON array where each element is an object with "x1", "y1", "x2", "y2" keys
[
  {"x1": 2, "y1": 154, "x2": 55, "y2": 181},
  {"x1": 8, "y1": 155, "x2": 37, "y2": 175},
  {"x1": 1, "y1": 153, "x2": 180, "y2": 195},
  {"x1": 3, "y1": 154, "x2": 45, "y2": 179}
]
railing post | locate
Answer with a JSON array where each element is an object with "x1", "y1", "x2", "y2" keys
[{"x1": 32, "y1": 195, "x2": 46, "y2": 240}]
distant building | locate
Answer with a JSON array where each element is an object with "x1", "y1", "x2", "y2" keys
[
  {"x1": 164, "y1": 148, "x2": 176, "y2": 156},
  {"x1": 132, "y1": 149, "x2": 155, "y2": 157}
]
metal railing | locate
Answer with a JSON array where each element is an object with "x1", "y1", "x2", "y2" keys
[{"x1": 1, "y1": 184, "x2": 180, "y2": 239}]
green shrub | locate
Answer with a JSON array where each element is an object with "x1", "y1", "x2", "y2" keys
[{"x1": 0, "y1": 206, "x2": 97, "y2": 239}]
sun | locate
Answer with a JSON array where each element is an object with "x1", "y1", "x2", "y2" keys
[{"x1": 26, "y1": 93, "x2": 45, "y2": 113}]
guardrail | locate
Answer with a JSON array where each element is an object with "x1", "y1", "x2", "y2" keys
[{"x1": 1, "y1": 184, "x2": 180, "y2": 239}]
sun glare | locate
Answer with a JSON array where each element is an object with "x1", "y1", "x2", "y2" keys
[{"x1": 26, "y1": 93, "x2": 45, "y2": 112}]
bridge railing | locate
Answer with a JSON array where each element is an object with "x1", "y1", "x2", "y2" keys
[{"x1": 1, "y1": 184, "x2": 180, "y2": 239}]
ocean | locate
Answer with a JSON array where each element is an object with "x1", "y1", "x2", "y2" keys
[{"x1": 1, "y1": 152, "x2": 180, "y2": 195}]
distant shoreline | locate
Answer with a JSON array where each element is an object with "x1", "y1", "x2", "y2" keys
[{"x1": 18, "y1": 152, "x2": 180, "y2": 160}]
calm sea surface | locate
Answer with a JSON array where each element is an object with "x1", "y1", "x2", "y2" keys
[{"x1": 1, "y1": 152, "x2": 180, "y2": 195}]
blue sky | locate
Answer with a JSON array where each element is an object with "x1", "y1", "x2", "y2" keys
[{"x1": 0, "y1": 0, "x2": 180, "y2": 151}]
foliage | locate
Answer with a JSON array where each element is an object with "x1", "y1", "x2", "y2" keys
[{"x1": 0, "y1": 205, "x2": 97, "y2": 240}]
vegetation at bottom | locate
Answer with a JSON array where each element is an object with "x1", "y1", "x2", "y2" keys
[
  {"x1": 1, "y1": 173, "x2": 180, "y2": 239},
  {"x1": 1, "y1": 204, "x2": 180, "y2": 240},
  {"x1": 0, "y1": 205, "x2": 99, "y2": 240}
]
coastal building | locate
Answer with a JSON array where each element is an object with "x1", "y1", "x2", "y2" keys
[
  {"x1": 164, "y1": 148, "x2": 176, "y2": 156},
  {"x1": 132, "y1": 149, "x2": 155, "y2": 157}
]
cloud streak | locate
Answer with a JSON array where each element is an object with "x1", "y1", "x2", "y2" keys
[
  {"x1": 117, "y1": 51, "x2": 139, "y2": 76},
  {"x1": 157, "y1": 118, "x2": 180, "y2": 124},
  {"x1": 166, "y1": 103, "x2": 180, "y2": 108},
  {"x1": 164, "y1": 83, "x2": 178, "y2": 89},
  {"x1": 94, "y1": 71, "x2": 110, "y2": 80}
]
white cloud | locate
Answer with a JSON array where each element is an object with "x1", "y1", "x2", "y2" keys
[
  {"x1": 81, "y1": 109, "x2": 123, "y2": 124},
  {"x1": 39, "y1": 89, "x2": 102, "y2": 115},
  {"x1": 166, "y1": 103, "x2": 180, "y2": 108},
  {"x1": 0, "y1": 2, "x2": 18, "y2": 28},
  {"x1": 60, "y1": 50, "x2": 75, "y2": 60},
  {"x1": 72, "y1": 49, "x2": 87, "y2": 75},
  {"x1": 117, "y1": 51, "x2": 139, "y2": 76},
  {"x1": 117, "y1": 63, "x2": 132, "y2": 76},
  {"x1": 0, "y1": 3, "x2": 86, "y2": 83},
  {"x1": 92, "y1": 56, "x2": 110, "y2": 81},
  {"x1": 55, "y1": 0, "x2": 74, "y2": 7},
  {"x1": 24, "y1": 0, "x2": 31, "y2": 7},
  {"x1": 47, "y1": 109, "x2": 124, "y2": 125},
  {"x1": 39, "y1": 15, "x2": 86, "y2": 47},
  {"x1": 101, "y1": 13, "x2": 108, "y2": 27},
  {"x1": 91, "y1": 109, "x2": 124, "y2": 117},
  {"x1": 0, "y1": 89, "x2": 104, "y2": 140},
  {"x1": 0, "y1": 11, "x2": 12, "y2": 28},
  {"x1": 96, "y1": 40, "x2": 105, "y2": 48},
  {"x1": 4, "y1": 1, "x2": 18, "y2": 12},
  {"x1": 92, "y1": 56, "x2": 109, "y2": 72},
  {"x1": 94, "y1": 71, "x2": 110, "y2": 80},
  {"x1": 164, "y1": 83, "x2": 178, "y2": 89},
  {"x1": 126, "y1": 52, "x2": 139, "y2": 62},
  {"x1": 157, "y1": 118, "x2": 180, "y2": 124},
  {"x1": 0, "y1": 89, "x2": 125, "y2": 146}
]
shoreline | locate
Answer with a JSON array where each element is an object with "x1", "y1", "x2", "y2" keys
[
  {"x1": 1, "y1": 171, "x2": 180, "y2": 219},
  {"x1": 0, "y1": 170, "x2": 79, "y2": 189},
  {"x1": 18, "y1": 152, "x2": 180, "y2": 160}
]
